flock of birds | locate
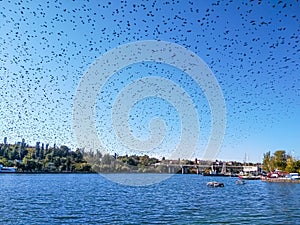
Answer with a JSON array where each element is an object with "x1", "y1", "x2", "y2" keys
[{"x1": 0, "y1": 0, "x2": 299, "y2": 159}]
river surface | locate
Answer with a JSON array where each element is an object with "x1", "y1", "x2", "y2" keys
[{"x1": 0, "y1": 174, "x2": 299, "y2": 224}]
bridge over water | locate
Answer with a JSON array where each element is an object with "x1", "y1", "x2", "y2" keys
[{"x1": 154, "y1": 163, "x2": 261, "y2": 174}]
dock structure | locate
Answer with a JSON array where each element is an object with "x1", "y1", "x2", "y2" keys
[{"x1": 262, "y1": 178, "x2": 300, "y2": 183}]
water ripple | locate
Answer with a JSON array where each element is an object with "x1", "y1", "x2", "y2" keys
[{"x1": 0, "y1": 174, "x2": 300, "y2": 224}]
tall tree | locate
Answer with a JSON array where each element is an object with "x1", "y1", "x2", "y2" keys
[
  {"x1": 35, "y1": 142, "x2": 40, "y2": 159},
  {"x1": 40, "y1": 143, "x2": 44, "y2": 159},
  {"x1": 285, "y1": 156, "x2": 296, "y2": 173},
  {"x1": 272, "y1": 150, "x2": 287, "y2": 171},
  {"x1": 262, "y1": 151, "x2": 273, "y2": 172}
]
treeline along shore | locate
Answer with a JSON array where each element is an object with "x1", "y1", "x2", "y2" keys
[
  {"x1": 0, "y1": 138, "x2": 91, "y2": 173},
  {"x1": 2, "y1": 137, "x2": 297, "y2": 175},
  {"x1": 0, "y1": 138, "x2": 254, "y2": 174},
  {"x1": 0, "y1": 138, "x2": 167, "y2": 173},
  {"x1": 0, "y1": 138, "x2": 173, "y2": 173},
  {"x1": 262, "y1": 150, "x2": 300, "y2": 174}
]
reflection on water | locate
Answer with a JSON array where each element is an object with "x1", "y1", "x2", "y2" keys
[{"x1": 0, "y1": 174, "x2": 299, "y2": 224}]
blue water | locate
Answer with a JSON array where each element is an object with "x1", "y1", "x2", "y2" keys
[{"x1": 0, "y1": 174, "x2": 299, "y2": 224}]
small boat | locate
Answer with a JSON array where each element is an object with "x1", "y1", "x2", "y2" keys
[
  {"x1": 238, "y1": 175, "x2": 260, "y2": 180},
  {"x1": 0, "y1": 164, "x2": 16, "y2": 173},
  {"x1": 235, "y1": 179, "x2": 246, "y2": 185},
  {"x1": 206, "y1": 181, "x2": 224, "y2": 187},
  {"x1": 202, "y1": 173, "x2": 229, "y2": 177}
]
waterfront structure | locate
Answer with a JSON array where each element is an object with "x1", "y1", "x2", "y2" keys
[{"x1": 0, "y1": 164, "x2": 16, "y2": 173}]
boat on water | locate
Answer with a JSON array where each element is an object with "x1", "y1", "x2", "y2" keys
[
  {"x1": 238, "y1": 171, "x2": 261, "y2": 180},
  {"x1": 202, "y1": 172, "x2": 230, "y2": 177},
  {"x1": 238, "y1": 175, "x2": 260, "y2": 180},
  {"x1": 0, "y1": 164, "x2": 16, "y2": 173},
  {"x1": 235, "y1": 179, "x2": 246, "y2": 185},
  {"x1": 206, "y1": 181, "x2": 224, "y2": 187}
]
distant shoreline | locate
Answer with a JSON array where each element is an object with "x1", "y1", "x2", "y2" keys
[
  {"x1": 0, "y1": 172, "x2": 250, "y2": 176},
  {"x1": 0, "y1": 171, "x2": 97, "y2": 174},
  {"x1": 262, "y1": 178, "x2": 300, "y2": 183}
]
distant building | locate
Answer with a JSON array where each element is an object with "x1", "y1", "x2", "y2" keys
[{"x1": 243, "y1": 165, "x2": 259, "y2": 173}]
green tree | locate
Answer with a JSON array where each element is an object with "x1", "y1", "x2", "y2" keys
[
  {"x1": 272, "y1": 150, "x2": 287, "y2": 171},
  {"x1": 60, "y1": 145, "x2": 70, "y2": 157},
  {"x1": 75, "y1": 148, "x2": 83, "y2": 162},
  {"x1": 22, "y1": 157, "x2": 37, "y2": 172},
  {"x1": 262, "y1": 151, "x2": 273, "y2": 172},
  {"x1": 0, "y1": 157, "x2": 8, "y2": 166},
  {"x1": 39, "y1": 143, "x2": 44, "y2": 159},
  {"x1": 285, "y1": 156, "x2": 296, "y2": 173},
  {"x1": 11, "y1": 145, "x2": 20, "y2": 160},
  {"x1": 102, "y1": 154, "x2": 112, "y2": 165},
  {"x1": 66, "y1": 156, "x2": 72, "y2": 172},
  {"x1": 138, "y1": 155, "x2": 151, "y2": 167},
  {"x1": 35, "y1": 142, "x2": 40, "y2": 159},
  {"x1": 53, "y1": 156, "x2": 61, "y2": 170},
  {"x1": 296, "y1": 160, "x2": 300, "y2": 173}
]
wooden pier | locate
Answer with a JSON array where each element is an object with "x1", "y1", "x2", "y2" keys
[{"x1": 262, "y1": 178, "x2": 300, "y2": 183}]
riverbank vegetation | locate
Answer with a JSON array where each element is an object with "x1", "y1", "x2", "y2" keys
[
  {"x1": 0, "y1": 140, "x2": 187, "y2": 173},
  {"x1": 0, "y1": 141, "x2": 91, "y2": 172},
  {"x1": 1, "y1": 139, "x2": 232, "y2": 174},
  {"x1": 2, "y1": 139, "x2": 294, "y2": 174},
  {"x1": 262, "y1": 150, "x2": 300, "y2": 173}
]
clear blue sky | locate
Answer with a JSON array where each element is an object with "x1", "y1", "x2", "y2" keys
[{"x1": 0, "y1": 0, "x2": 299, "y2": 162}]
